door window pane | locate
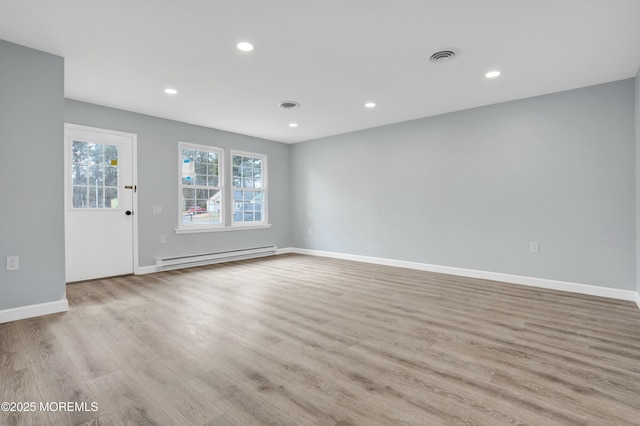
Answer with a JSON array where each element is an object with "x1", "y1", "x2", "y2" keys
[
  {"x1": 105, "y1": 166, "x2": 118, "y2": 187},
  {"x1": 71, "y1": 141, "x2": 119, "y2": 209},
  {"x1": 73, "y1": 186, "x2": 88, "y2": 208}
]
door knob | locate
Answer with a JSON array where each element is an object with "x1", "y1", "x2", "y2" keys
[{"x1": 125, "y1": 210, "x2": 132, "y2": 216}]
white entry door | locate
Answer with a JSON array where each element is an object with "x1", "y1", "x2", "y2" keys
[{"x1": 64, "y1": 124, "x2": 137, "y2": 282}]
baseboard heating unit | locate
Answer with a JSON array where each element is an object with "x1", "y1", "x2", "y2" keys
[{"x1": 155, "y1": 245, "x2": 277, "y2": 271}]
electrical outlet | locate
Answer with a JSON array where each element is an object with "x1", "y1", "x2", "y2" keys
[
  {"x1": 152, "y1": 205, "x2": 162, "y2": 215},
  {"x1": 529, "y1": 241, "x2": 539, "y2": 253},
  {"x1": 160, "y1": 235, "x2": 166, "y2": 244},
  {"x1": 6, "y1": 256, "x2": 19, "y2": 271}
]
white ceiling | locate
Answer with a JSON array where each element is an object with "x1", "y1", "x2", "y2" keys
[{"x1": 1, "y1": 0, "x2": 639, "y2": 144}]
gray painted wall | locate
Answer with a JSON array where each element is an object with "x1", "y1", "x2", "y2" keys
[
  {"x1": 64, "y1": 100, "x2": 292, "y2": 267},
  {"x1": 0, "y1": 40, "x2": 66, "y2": 309},
  {"x1": 636, "y1": 68, "x2": 640, "y2": 294},
  {"x1": 292, "y1": 79, "x2": 636, "y2": 291}
]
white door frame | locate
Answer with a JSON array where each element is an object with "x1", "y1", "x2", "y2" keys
[{"x1": 64, "y1": 123, "x2": 140, "y2": 276}]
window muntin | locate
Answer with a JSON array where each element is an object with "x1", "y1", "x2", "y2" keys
[
  {"x1": 179, "y1": 143, "x2": 223, "y2": 227},
  {"x1": 71, "y1": 140, "x2": 119, "y2": 208},
  {"x1": 232, "y1": 152, "x2": 266, "y2": 224}
]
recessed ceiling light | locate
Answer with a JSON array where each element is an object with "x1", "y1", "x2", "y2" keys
[
  {"x1": 164, "y1": 88, "x2": 178, "y2": 95},
  {"x1": 485, "y1": 71, "x2": 501, "y2": 79},
  {"x1": 289, "y1": 123, "x2": 298, "y2": 128},
  {"x1": 364, "y1": 102, "x2": 376, "y2": 108},
  {"x1": 237, "y1": 42, "x2": 254, "y2": 52}
]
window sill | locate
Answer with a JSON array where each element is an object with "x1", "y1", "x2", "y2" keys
[{"x1": 175, "y1": 224, "x2": 272, "y2": 234}]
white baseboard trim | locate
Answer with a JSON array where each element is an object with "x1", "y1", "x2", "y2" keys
[
  {"x1": 135, "y1": 265, "x2": 158, "y2": 275},
  {"x1": 635, "y1": 292, "x2": 640, "y2": 309},
  {"x1": 0, "y1": 299, "x2": 69, "y2": 324},
  {"x1": 290, "y1": 248, "x2": 638, "y2": 303}
]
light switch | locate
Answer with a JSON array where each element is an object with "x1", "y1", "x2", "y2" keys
[
  {"x1": 6, "y1": 256, "x2": 19, "y2": 271},
  {"x1": 152, "y1": 206, "x2": 162, "y2": 215}
]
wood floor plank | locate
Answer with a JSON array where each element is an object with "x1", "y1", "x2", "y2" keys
[
  {"x1": 106, "y1": 338, "x2": 220, "y2": 425},
  {"x1": 50, "y1": 319, "x2": 119, "y2": 381},
  {"x1": 86, "y1": 369, "x2": 180, "y2": 426},
  {"x1": 26, "y1": 336, "x2": 102, "y2": 426},
  {"x1": 1, "y1": 253, "x2": 639, "y2": 425},
  {"x1": 0, "y1": 368, "x2": 42, "y2": 426},
  {"x1": 0, "y1": 321, "x2": 29, "y2": 372}
]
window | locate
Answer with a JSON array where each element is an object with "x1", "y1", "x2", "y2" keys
[
  {"x1": 71, "y1": 140, "x2": 119, "y2": 208},
  {"x1": 232, "y1": 151, "x2": 267, "y2": 225},
  {"x1": 176, "y1": 145, "x2": 269, "y2": 233},
  {"x1": 178, "y1": 143, "x2": 223, "y2": 228}
]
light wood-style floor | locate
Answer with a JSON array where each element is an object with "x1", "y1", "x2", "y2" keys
[{"x1": 1, "y1": 254, "x2": 640, "y2": 425}]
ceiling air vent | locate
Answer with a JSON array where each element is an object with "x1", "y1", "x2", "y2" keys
[
  {"x1": 429, "y1": 50, "x2": 457, "y2": 63},
  {"x1": 279, "y1": 101, "x2": 300, "y2": 110}
]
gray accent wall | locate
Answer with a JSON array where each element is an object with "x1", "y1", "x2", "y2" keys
[
  {"x1": 636, "y1": 67, "x2": 640, "y2": 295},
  {"x1": 0, "y1": 40, "x2": 66, "y2": 309},
  {"x1": 292, "y1": 79, "x2": 636, "y2": 291},
  {"x1": 64, "y1": 100, "x2": 292, "y2": 267}
]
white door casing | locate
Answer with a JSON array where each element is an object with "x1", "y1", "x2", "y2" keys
[{"x1": 64, "y1": 124, "x2": 138, "y2": 282}]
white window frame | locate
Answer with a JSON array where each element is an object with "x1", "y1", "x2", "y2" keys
[
  {"x1": 231, "y1": 150, "x2": 268, "y2": 228},
  {"x1": 177, "y1": 142, "x2": 224, "y2": 231}
]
